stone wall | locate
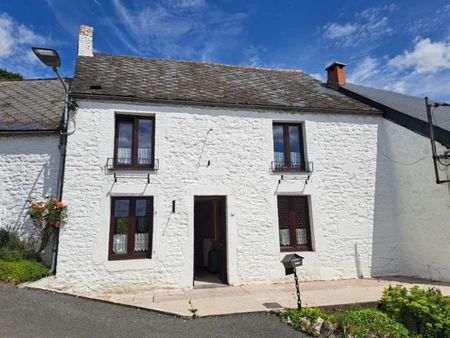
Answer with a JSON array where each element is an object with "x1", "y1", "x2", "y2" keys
[
  {"x1": 56, "y1": 101, "x2": 382, "y2": 292},
  {"x1": 0, "y1": 134, "x2": 60, "y2": 236}
]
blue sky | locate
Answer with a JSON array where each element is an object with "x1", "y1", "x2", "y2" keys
[{"x1": 1, "y1": 0, "x2": 449, "y2": 100}]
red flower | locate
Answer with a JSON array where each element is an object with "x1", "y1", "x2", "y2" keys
[
  {"x1": 50, "y1": 197, "x2": 57, "y2": 202},
  {"x1": 56, "y1": 201, "x2": 65, "y2": 208}
]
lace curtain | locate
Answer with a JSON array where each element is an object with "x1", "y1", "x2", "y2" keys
[{"x1": 113, "y1": 233, "x2": 148, "y2": 253}]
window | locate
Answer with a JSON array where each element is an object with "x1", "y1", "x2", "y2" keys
[
  {"x1": 114, "y1": 115, "x2": 155, "y2": 169},
  {"x1": 277, "y1": 196, "x2": 312, "y2": 251},
  {"x1": 109, "y1": 197, "x2": 153, "y2": 260},
  {"x1": 273, "y1": 123, "x2": 305, "y2": 171}
]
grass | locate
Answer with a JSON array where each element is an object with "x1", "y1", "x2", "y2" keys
[
  {"x1": 0, "y1": 260, "x2": 48, "y2": 284},
  {"x1": 337, "y1": 308, "x2": 410, "y2": 338},
  {"x1": 0, "y1": 229, "x2": 48, "y2": 284}
]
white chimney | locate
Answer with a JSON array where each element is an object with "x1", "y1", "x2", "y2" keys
[{"x1": 78, "y1": 25, "x2": 94, "y2": 57}]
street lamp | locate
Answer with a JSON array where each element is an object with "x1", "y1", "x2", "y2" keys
[
  {"x1": 32, "y1": 47, "x2": 67, "y2": 94},
  {"x1": 32, "y1": 46, "x2": 71, "y2": 275}
]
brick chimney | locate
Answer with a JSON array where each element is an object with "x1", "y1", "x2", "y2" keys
[
  {"x1": 78, "y1": 25, "x2": 94, "y2": 57},
  {"x1": 325, "y1": 62, "x2": 346, "y2": 88}
]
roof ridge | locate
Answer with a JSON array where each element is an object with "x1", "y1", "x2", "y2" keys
[
  {"x1": 345, "y1": 82, "x2": 429, "y2": 101},
  {"x1": 92, "y1": 52, "x2": 304, "y2": 74}
]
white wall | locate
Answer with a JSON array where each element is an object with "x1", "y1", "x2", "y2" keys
[
  {"x1": 0, "y1": 135, "x2": 60, "y2": 237},
  {"x1": 374, "y1": 119, "x2": 450, "y2": 281},
  {"x1": 55, "y1": 101, "x2": 382, "y2": 292}
]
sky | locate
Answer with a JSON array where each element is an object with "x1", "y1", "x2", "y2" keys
[{"x1": 1, "y1": 0, "x2": 449, "y2": 101}]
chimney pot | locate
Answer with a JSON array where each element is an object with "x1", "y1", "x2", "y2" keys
[
  {"x1": 325, "y1": 62, "x2": 346, "y2": 88},
  {"x1": 78, "y1": 25, "x2": 94, "y2": 57}
]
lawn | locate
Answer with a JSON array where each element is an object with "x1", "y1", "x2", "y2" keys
[{"x1": 0, "y1": 229, "x2": 48, "y2": 284}]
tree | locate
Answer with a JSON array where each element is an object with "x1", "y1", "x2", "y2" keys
[{"x1": 0, "y1": 68, "x2": 23, "y2": 80}]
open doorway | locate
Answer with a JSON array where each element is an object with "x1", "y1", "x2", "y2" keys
[{"x1": 193, "y1": 196, "x2": 227, "y2": 287}]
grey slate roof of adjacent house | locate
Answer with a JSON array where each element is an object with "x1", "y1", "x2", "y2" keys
[
  {"x1": 340, "y1": 83, "x2": 450, "y2": 147},
  {"x1": 70, "y1": 53, "x2": 380, "y2": 114},
  {"x1": 0, "y1": 78, "x2": 69, "y2": 131}
]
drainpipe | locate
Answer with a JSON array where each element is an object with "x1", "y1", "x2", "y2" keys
[{"x1": 50, "y1": 71, "x2": 71, "y2": 275}]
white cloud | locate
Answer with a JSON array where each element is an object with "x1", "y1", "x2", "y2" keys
[
  {"x1": 346, "y1": 37, "x2": 450, "y2": 101},
  {"x1": 309, "y1": 73, "x2": 323, "y2": 81},
  {"x1": 110, "y1": 0, "x2": 246, "y2": 60},
  {"x1": 388, "y1": 37, "x2": 450, "y2": 74},
  {"x1": 323, "y1": 23, "x2": 357, "y2": 39},
  {"x1": 322, "y1": 5, "x2": 395, "y2": 47},
  {"x1": 0, "y1": 13, "x2": 51, "y2": 77},
  {"x1": 347, "y1": 56, "x2": 380, "y2": 83}
]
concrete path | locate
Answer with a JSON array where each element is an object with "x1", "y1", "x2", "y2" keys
[
  {"x1": 0, "y1": 283, "x2": 305, "y2": 338},
  {"x1": 26, "y1": 276, "x2": 450, "y2": 318}
]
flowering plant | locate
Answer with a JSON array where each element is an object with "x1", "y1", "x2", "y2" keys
[{"x1": 26, "y1": 197, "x2": 68, "y2": 252}]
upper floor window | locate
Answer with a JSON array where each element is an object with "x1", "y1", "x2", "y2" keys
[
  {"x1": 277, "y1": 195, "x2": 312, "y2": 251},
  {"x1": 114, "y1": 115, "x2": 155, "y2": 169},
  {"x1": 273, "y1": 123, "x2": 305, "y2": 171},
  {"x1": 109, "y1": 197, "x2": 153, "y2": 260}
]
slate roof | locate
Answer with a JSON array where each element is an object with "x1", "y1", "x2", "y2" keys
[
  {"x1": 70, "y1": 53, "x2": 379, "y2": 114},
  {"x1": 0, "y1": 78, "x2": 69, "y2": 131},
  {"x1": 341, "y1": 83, "x2": 450, "y2": 147}
]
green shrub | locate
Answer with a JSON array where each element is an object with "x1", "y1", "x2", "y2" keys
[
  {"x1": 379, "y1": 285, "x2": 450, "y2": 338},
  {"x1": 0, "y1": 230, "x2": 39, "y2": 262},
  {"x1": 337, "y1": 308, "x2": 410, "y2": 338},
  {"x1": 280, "y1": 307, "x2": 331, "y2": 333},
  {"x1": 0, "y1": 260, "x2": 48, "y2": 284}
]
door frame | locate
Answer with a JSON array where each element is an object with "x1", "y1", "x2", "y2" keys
[{"x1": 193, "y1": 195, "x2": 228, "y2": 285}]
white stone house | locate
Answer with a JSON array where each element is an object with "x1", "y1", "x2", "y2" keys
[
  {"x1": 1, "y1": 26, "x2": 449, "y2": 292},
  {"x1": 0, "y1": 79, "x2": 67, "y2": 265}
]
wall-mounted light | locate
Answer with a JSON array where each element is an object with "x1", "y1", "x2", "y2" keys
[{"x1": 172, "y1": 200, "x2": 176, "y2": 213}]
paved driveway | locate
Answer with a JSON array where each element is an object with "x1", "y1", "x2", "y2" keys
[{"x1": 0, "y1": 284, "x2": 305, "y2": 338}]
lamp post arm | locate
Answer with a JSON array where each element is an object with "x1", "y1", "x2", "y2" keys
[{"x1": 52, "y1": 66, "x2": 68, "y2": 95}]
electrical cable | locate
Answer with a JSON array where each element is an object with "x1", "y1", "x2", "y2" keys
[{"x1": 377, "y1": 143, "x2": 429, "y2": 166}]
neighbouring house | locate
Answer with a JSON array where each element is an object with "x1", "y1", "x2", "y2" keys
[
  {"x1": 0, "y1": 78, "x2": 68, "y2": 264},
  {"x1": 0, "y1": 25, "x2": 449, "y2": 292}
]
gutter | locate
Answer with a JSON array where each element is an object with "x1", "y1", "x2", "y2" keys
[
  {"x1": 0, "y1": 129, "x2": 61, "y2": 135},
  {"x1": 71, "y1": 92, "x2": 382, "y2": 116}
]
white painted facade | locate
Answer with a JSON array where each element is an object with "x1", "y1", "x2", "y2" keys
[
  {"x1": 1, "y1": 100, "x2": 449, "y2": 291},
  {"x1": 0, "y1": 135, "x2": 60, "y2": 236},
  {"x1": 33, "y1": 99, "x2": 442, "y2": 292},
  {"x1": 374, "y1": 119, "x2": 450, "y2": 281}
]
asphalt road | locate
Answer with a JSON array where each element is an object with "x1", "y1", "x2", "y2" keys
[{"x1": 0, "y1": 283, "x2": 306, "y2": 338}]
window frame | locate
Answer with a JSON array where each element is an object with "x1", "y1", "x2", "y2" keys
[
  {"x1": 108, "y1": 196, "x2": 154, "y2": 260},
  {"x1": 113, "y1": 115, "x2": 156, "y2": 170},
  {"x1": 277, "y1": 195, "x2": 312, "y2": 252},
  {"x1": 272, "y1": 122, "x2": 306, "y2": 172}
]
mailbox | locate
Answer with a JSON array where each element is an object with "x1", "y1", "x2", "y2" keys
[
  {"x1": 281, "y1": 253, "x2": 304, "y2": 309},
  {"x1": 281, "y1": 253, "x2": 304, "y2": 275}
]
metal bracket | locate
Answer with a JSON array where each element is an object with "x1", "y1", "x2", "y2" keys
[
  {"x1": 113, "y1": 173, "x2": 150, "y2": 184},
  {"x1": 279, "y1": 174, "x2": 312, "y2": 185}
]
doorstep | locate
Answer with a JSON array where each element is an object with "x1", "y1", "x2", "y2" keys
[{"x1": 23, "y1": 276, "x2": 450, "y2": 318}]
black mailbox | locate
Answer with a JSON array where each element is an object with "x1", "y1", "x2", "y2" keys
[{"x1": 281, "y1": 254, "x2": 304, "y2": 275}]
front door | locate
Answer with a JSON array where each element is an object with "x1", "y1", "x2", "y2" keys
[{"x1": 193, "y1": 196, "x2": 227, "y2": 285}]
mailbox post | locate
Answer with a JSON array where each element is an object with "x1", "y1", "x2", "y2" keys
[{"x1": 281, "y1": 254, "x2": 304, "y2": 310}]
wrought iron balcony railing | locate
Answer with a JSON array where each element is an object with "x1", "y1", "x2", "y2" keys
[
  {"x1": 106, "y1": 158, "x2": 159, "y2": 171},
  {"x1": 271, "y1": 161, "x2": 313, "y2": 173}
]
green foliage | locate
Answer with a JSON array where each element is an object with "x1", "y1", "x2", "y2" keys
[
  {"x1": 0, "y1": 260, "x2": 48, "y2": 284},
  {"x1": 0, "y1": 68, "x2": 23, "y2": 80},
  {"x1": 337, "y1": 308, "x2": 410, "y2": 338},
  {"x1": 280, "y1": 307, "x2": 331, "y2": 331},
  {"x1": 379, "y1": 285, "x2": 450, "y2": 338},
  {"x1": 0, "y1": 229, "x2": 39, "y2": 262}
]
